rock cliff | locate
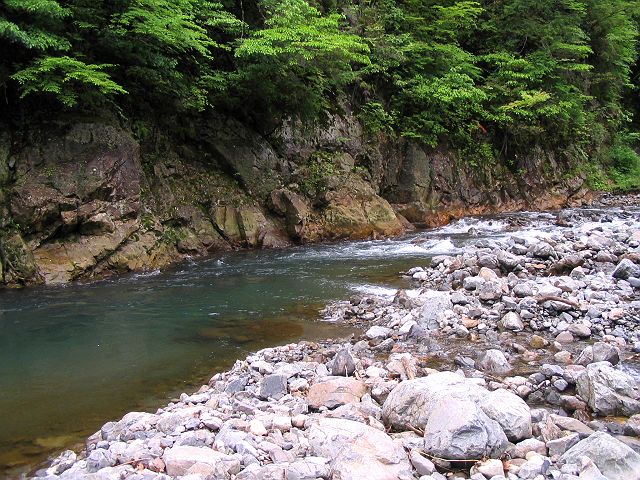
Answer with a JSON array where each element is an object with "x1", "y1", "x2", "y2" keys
[{"x1": 0, "y1": 114, "x2": 590, "y2": 286}]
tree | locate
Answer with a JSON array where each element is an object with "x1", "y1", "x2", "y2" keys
[{"x1": 231, "y1": 0, "x2": 370, "y2": 124}]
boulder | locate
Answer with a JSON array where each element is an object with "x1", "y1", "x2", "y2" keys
[
  {"x1": 568, "y1": 324, "x2": 592, "y2": 338},
  {"x1": 259, "y1": 374, "x2": 289, "y2": 400},
  {"x1": 331, "y1": 348, "x2": 357, "y2": 377},
  {"x1": 308, "y1": 418, "x2": 412, "y2": 480},
  {"x1": 269, "y1": 188, "x2": 311, "y2": 239},
  {"x1": 576, "y1": 362, "x2": 640, "y2": 416},
  {"x1": 382, "y1": 372, "x2": 485, "y2": 430},
  {"x1": 416, "y1": 293, "x2": 452, "y2": 330},
  {"x1": 365, "y1": 326, "x2": 392, "y2": 340},
  {"x1": 559, "y1": 432, "x2": 640, "y2": 480},
  {"x1": 480, "y1": 388, "x2": 532, "y2": 441},
  {"x1": 423, "y1": 398, "x2": 508, "y2": 460}
]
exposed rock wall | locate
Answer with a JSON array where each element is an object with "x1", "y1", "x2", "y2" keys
[{"x1": 0, "y1": 114, "x2": 590, "y2": 287}]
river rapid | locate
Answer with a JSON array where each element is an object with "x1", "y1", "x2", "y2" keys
[{"x1": 1, "y1": 199, "x2": 638, "y2": 477}]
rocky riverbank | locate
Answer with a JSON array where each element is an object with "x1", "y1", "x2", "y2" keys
[
  {"x1": 35, "y1": 196, "x2": 640, "y2": 480},
  {"x1": 1, "y1": 117, "x2": 590, "y2": 288}
]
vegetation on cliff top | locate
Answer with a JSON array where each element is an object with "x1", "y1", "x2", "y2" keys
[{"x1": 1, "y1": 0, "x2": 639, "y2": 188}]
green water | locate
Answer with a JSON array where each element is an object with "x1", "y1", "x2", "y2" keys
[{"x1": 0, "y1": 236, "x2": 448, "y2": 476}]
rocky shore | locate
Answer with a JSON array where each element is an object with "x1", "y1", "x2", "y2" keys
[{"x1": 35, "y1": 196, "x2": 640, "y2": 480}]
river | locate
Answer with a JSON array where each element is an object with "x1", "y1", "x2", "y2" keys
[{"x1": 0, "y1": 207, "x2": 621, "y2": 477}]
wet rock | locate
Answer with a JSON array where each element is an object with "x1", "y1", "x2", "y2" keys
[
  {"x1": 530, "y1": 335, "x2": 549, "y2": 349},
  {"x1": 308, "y1": 417, "x2": 412, "y2": 480},
  {"x1": 476, "y1": 349, "x2": 512, "y2": 375},
  {"x1": 307, "y1": 377, "x2": 367, "y2": 409},
  {"x1": 480, "y1": 388, "x2": 532, "y2": 441},
  {"x1": 559, "y1": 432, "x2": 640, "y2": 480},
  {"x1": 423, "y1": 398, "x2": 508, "y2": 460},
  {"x1": 576, "y1": 362, "x2": 640, "y2": 416},
  {"x1": 331, "y1": 349, "x2": 356, "y2": 377}
]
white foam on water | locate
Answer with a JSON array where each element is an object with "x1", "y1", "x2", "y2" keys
[
  {"x1": 392, "y1": 244, "x2": 433, "y2": 254},
  {"x1": 351, "y1": 284, "x2": 398, "y2": 297},
  {"x1": 435, "y1": 218, "x2": 509, "y2": 234},
  {"x1": 133, "y1": 269, "x2": 161, "y2": 278},
  {"x1": 425, "y1": 239, "x2": 459, "y2": 254}
]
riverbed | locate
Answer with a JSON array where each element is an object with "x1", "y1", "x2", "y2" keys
[{"x1": 1, "y1": 203, "x2": 636, "y2": 477}]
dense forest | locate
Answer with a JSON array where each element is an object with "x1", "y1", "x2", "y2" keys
[{"x1": 1, "y1": 0, "x2": 639, "y2": 188}]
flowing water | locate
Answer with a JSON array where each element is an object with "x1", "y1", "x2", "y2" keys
[{"x1": 0, "y1": 206, "x2": 634, "y2": 477}]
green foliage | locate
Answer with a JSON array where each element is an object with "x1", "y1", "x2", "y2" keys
[
  {"x1": 0, "y1": 0, "x2": 638, "y2": 184},
  {"x1": 601, "y1": 134, "x2": 640, "y2": 191},
  {"x1": 0, "y1": 0, "x2": 70, "y2": 51},
  {"x1": 358, "y1": 101, "x2": 395, "y2": 135},
  {"x1": 232, "y1": 0, "x2": 370, "y2": 122},
  {"x1": 12, "y1": 56, "x2": 126, "y2": 106},
  {"x1": 301, "y1": 153, "x2": 337, "y2": 195}
]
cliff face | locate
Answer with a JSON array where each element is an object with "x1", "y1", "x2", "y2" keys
[{"x1": 0, "y1": 114, "x2": 590, "y2": 287}]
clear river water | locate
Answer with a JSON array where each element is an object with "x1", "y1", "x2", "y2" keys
[{"x1": 0, "y1": 208, "x2": 611, "y2": 477}]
